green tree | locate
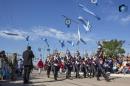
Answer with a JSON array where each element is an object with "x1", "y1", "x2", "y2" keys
[{"x1": 101, "y1": 39, "x2": 125, "y2": 58}]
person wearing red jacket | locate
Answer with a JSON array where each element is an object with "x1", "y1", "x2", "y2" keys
[{"x1": 37, "y1": 59, "x2": 44, "y2": 74}]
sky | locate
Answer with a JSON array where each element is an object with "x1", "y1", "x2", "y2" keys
[{"x1": 0, "y1": 0, "x2": 130, "y2": 59}]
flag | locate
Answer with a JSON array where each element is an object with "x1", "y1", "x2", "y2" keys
[
  {"x1": 67, "y1": 40, "x2": 74, "y2": 47},
  {"x1": 76, "y1": 41, "x2": 80, "y2": 45},
  {"x1": 40, "y1": 54, "x2": 42, "y2": 58},
  {"x1": 76, "y1": 26, "x2": 81, "y2": 45},
  {"x1": 47, "y1": 48, "x2": 50, "y2": 52},
  {"x1": 80, "y1": 38, "x2": 87, "y2": 45},
  {"x1": 43, "y1": 38, "x2": 49, "y2": 47},
  {"x1": 78, "y1": 16, "x2": 91, "y2": 32},
  {"x1": 59, "y1": 40, "x2": 65, "y2": 48},
  {"x1": 26, "y1": 36, "x2": 29, "y2": 41},
  {"x1": 38, "y1": 48, "x2": 41, "y2": 52},
  {"x1": 78, "y1": 25, "x2": 81, "y2": 41},
  {"x1": 41, "y1": 38, "x2": 49, "y2": 47},
  {"x1": 77, "y1": 25, "x2": 87, "y2": 45},
  {"x1": 79, "y1": 4, "x2": 101, "y2": 20}
]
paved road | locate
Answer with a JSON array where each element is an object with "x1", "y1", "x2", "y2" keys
[{"x1": 0, "y1": 70, "x2": 130, "y2": 86}]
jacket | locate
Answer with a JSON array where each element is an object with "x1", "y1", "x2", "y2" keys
[{"x1": 23, "y1": 50, "x2": 34, "y2": 66}]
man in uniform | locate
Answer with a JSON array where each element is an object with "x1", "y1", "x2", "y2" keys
[
  {"x1": 52, "y1": 52, "x2": 60, "y2": 80},
  {"x1": 45, "y1": 55, "x2": 52, "y2": 78},
  {"x1": 95, "y1": 46, "x2": 110, "y2": 82},
  {"x1": 64, "y1": 50, "x2": 73, "y2": 79},
  {"x1": 74, "y1": 51, "x2": 82, "y2": 78},
  {"x1": 81, "y1": 57, "x2": 87, "y2": 78}
]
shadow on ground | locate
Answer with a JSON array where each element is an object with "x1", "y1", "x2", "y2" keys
[
  {"x1": 0, "y1": 76, "x2": 67, "y2": 86},
  {"x1": 0, "y1": 80, "x2": 46, "y2": 86}
]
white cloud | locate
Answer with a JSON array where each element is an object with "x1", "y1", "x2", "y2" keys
[
  {"x1": 49, "y1": 28, "x2": 64, "y2": 34},
  {"x1": 106, "y1": 14, "x2": 120, "y2": 21},
  {"x1": 0, "y1": 29, "x2": 28, "y2": 40},
  {"x1": 0, "y1": 26, "x2": 94, "y2": 42},
  {"x1": 32, "y1": 26, "x2": 94, "y2": 42},
  {"x1": 121, "y1": 15, "x2": 130, "y2": 22},
  {"x1": 106, "y1": 14, "x2": 130, "y2": 25},
  {"x1": 32, "y1": 26, "x2": 78, "y2": 41}
]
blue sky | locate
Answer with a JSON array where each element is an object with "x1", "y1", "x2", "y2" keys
[{"x1": 0, "y1": 0, "x2": 130, "y2": 59}]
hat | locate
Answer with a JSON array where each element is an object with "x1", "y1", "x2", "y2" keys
[
  {"x1": 66, "y1": 50, "x2": 70, "y2": 54},
  {"x1": 98, "y1": 45, "x2": 102, "y2": 49}
]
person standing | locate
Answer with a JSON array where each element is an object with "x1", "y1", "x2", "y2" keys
[
  {"x1": 0, "y1": 50, "x2": 9, "y2": 80},
  {"x1": 18, "y1": 59, "x2": 23, "y2": 76},
  {"x1": 37, "y1": 59, "x2": 44, "y2": 74},
  {"x1": 0, "y1": 51, "x2": 5, "y2": 80},
  {"x1": 11, "y1": 53, "x2": 18, "y2": 80},
  {"x1": 23, "y1": 46, "x2": 34, "y2": 84}
]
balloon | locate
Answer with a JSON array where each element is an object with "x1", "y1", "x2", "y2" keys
[
  {"x1": 65, "y1": 18, "x2": 71, "y2": 28},
  {"x1": 119, "y1": 4, "x2": 128, "y2": 12},
  {"x1": 91, "y1": 0, "x2": 97, "y2": 4}
]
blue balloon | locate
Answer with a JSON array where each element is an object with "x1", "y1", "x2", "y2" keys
[{"x1": 119, "y1": 4, "x2": 128, "y2": 12}]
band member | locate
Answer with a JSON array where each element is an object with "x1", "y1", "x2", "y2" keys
[
  {"x1": 87, "y1": 57, "x2": 96, "y2": 78},
  {"x1": 81, "y1": 57, "x2": 87, "y2": 78},
  {"x1": 52, "y1": 52, "x2": 60, "y2": 80},
  {"x1": 45, "y1": 56, "x2": 52, "y2": 78},
  {"x1": 74, "y1": 51, "x2": 81, "y2": 78},
  {"x1": 64, "y1": 50, "x2": 73, "y2": 79},
  {"x1": 95, "y1": 46, "x2": 110, "y2": 81}
]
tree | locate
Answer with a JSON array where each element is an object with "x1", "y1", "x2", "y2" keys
[{"x1": 100, "y1": 39, "x2": 125, "y2": 58}]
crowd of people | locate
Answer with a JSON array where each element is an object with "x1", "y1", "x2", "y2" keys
[
  {"x1": 0, "y1": 46, "x2": 34, "y2": 84},
  {"x1": 0, "y1": 51, "x2": 23, "y2": 81},
  {"x1": 0, "y1": 45, "x2": 130, "y2": 84}
]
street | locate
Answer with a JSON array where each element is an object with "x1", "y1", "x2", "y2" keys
[{"x1": 0, "y1": 70, "x2": 130, "y2": 86}]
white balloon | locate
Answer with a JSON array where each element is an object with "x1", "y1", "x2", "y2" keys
[{"x1": 91, "y1": 0, "x2": 97, "y2": 4}]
